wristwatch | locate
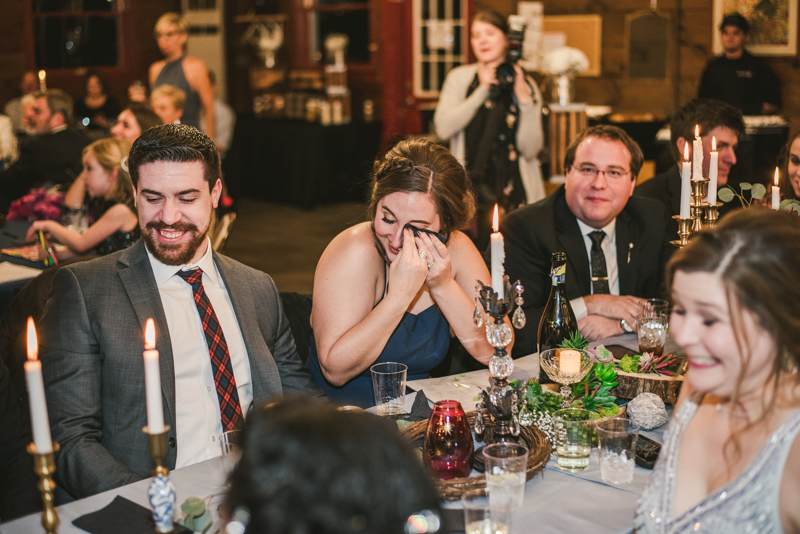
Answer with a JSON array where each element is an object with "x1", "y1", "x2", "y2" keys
[{"x1": 620, "y1": 319, "x2": 634, "y2": 333}]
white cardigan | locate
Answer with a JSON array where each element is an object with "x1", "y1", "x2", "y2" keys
[{"x1": 433, "y1": 64, "x2": 545, "y2": 203}]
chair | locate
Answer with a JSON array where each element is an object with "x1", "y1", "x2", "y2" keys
[
  {"x1": 211, "y1": 212, "x2": 236, "y2": 252},
  {"x1": 279, "y1": 292, "x2": 313, "y2": 364}
]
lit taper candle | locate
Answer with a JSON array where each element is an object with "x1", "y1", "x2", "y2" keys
[
  {"x1": 25, "y1": 317, "x2": 52, "y2": 453},
  {"x1": 773, "y1": 168, "x2": 781, "y2": 210},
  {"x1": 490, "y1": 204, "x2": 505, "y2": 296},
  {"x1": 692, "y1": 125, "x2": 703, "y2": 181},
  {"x1": 707, "y1": 136, "x2": 718, "y2": 204},
  {"x1": 144, "y1": 319, "x2": 165, "y2": 434},
  {"x1": 680, "y1": 143, "x2": 691, "y2": 219}
]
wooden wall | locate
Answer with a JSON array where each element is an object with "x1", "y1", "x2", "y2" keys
[{"x1": 477, "y1": 0, "x2": 800, "y2": 134}]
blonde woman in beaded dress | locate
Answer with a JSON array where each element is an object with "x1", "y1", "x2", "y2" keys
[{"x1": 634, "y1": 209, "x2": 800, "y2": 533}]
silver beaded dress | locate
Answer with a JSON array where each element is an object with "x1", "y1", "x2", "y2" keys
[{"x1": 634, "y1": 392, "x2": 800, "y2": 533}]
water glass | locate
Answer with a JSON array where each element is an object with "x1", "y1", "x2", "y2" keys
[
  {"x1": 461, "y1": 489, "x2": 511, "y2": 534},
  {"x1": 596, "y1": 418, "x2": 640, "y2": 484},
  {"x1": 63, "y1": 207, "x2": 88, "y2": 233},
  {"x1": 423, "y1": 400, "x2": 473, "y2": 479},
  {"x1": 638, "y1": 298, "x2": 669, "y2": 319},
  {"x1": 220, "y1": 429, "x2": 242, "y2": 473},
  {"x1": 637, "y1": 312, "x2": 668, "y2": 356},
  {"x1": 552, "y1": 408, "x2": 594, "y2": 472},
  {"x1": 370, "y1": 362, "x2": 407, "y2": 415},
  {"x1": 482, "y1": 443, "x2": 528, "y2": 511}
]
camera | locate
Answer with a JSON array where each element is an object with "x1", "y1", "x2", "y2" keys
[{"x1": 495, "y1": 15, "x2": 527, "y2": 90}]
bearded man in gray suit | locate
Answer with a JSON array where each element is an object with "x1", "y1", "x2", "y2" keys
[{"x1": 39, "y1": 124, "x2": 320, "y2": 500}]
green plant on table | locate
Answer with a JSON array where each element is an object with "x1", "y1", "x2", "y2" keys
[
  {"x1": 176, "y1": 496, "x2": 214, "y2": 533},
  {"x1": 570, "y1": 362, "x2": 620, "y2": 418}
]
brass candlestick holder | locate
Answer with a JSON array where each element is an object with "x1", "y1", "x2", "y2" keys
[
  {"x1": 670, "y1": 215, "x2": 693, "y2": 247},
  {"x1": 704, "y1": 201, "x2": 721, "y2": 228},
  {"x1": 144, "y1": 426, "x2": 176, "y2": 534},
  {"x1": 28, "y1": 442, "x2": 60, "y2": 534},
  {"x1": 690, "y1": 178, "x2": 709, "y2": 233}
]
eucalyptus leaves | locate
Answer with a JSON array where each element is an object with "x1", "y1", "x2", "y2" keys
[
  {"x1": 176, "y1": 497, "x2": 214, "y2": 533},
  {"x1": 719, "y1": 182, "x2": 800, "y2": 213}
]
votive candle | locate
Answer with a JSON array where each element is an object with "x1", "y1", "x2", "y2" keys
[{"x1": 560, "y1": 349, "x2": 581, "y2": 375}]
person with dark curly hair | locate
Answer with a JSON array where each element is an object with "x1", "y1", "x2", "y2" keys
[
  {"x1": 306, "y1": 138, "x2": 508, "y2": 407},
  {"x1": 224, "y1": 399, "x2": 440, "y2": 534}
]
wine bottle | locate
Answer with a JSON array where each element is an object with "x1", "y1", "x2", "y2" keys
[{"x1": 537, "y1": 252, "x2": 578, "y2": 383}]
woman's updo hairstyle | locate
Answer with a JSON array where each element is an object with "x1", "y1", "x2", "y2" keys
[
  {"x1": 368, "y1": 138, "x2": 475, "y2": 237},
  {"x1": 666, "y1": 208, "x2": 800, "y2": 385}
]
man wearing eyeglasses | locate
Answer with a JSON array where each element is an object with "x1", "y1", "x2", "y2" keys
[{"x1": 498, "y1": 125, "x2": 673, "y2": 354}]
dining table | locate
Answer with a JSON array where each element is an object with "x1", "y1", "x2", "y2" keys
[
  {"x1": 0, "y1": 220, "x2": 45, "y2": 316},
  {"x1": 0, "y1": 333, "x2": 674, "y2": 534}
]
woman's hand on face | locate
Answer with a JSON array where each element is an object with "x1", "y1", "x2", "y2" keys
[
  {"x1": 478, "y1": 64, "x2": 499, "y2": 88},
  {"x1": 387, "y1": 227, "x2": 429, "y2": 303},
  {"x1": 416, "y1": 231, "x2": 452, "y2": 289},
  {"x1": 512, "y1": 65, "x2": 533, "y2": 103}
]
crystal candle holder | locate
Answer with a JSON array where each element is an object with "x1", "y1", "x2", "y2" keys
[{"x1": 539, "y1": 349, "x2": 593, "y2": 406}]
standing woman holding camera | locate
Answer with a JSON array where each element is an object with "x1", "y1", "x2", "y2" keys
[{"x1": 434, "y1": 10, "x2": 544, "y2": 250}]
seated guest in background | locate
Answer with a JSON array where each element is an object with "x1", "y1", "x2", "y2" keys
[
  {"x1": 635, "y1": 209, "x2": 800, "y2": 533},
  {"x1": 501, "y1": 125, "x2": 673, "y2": 351},
  {"x1": 26, "y1": 138, "x2": 138, "y2": 258},
  {"x1": 0, "y1": 89, "x2": 90, "y2": 212},
  {"x1": 307, "y1": 138, "x2": 504, "y2": 407},
  {"x1": 110, "y1": 103, "x2": 162, "y2": 144},
  {"x1": 151, "y1": 84, "x2": 186, "y2": 125},
  {"x1": 40, "y1": 124, "x2": 319, "y2": 499},
  {"x1": 3, "y1": 71, "x2": 38, "y2": 135},
  {"x1": 0, "y1": 113, "x2": 17, "y2": 171},
  {"x1": 434, "y1": 10, "x2": 545, "y2": 251},
  {"x1": 635, "y1": 98, "x2": 744, "y2": 238},
  {"x1": 779, "y1": 131, "x2": 800, "y2": 202},
  {"x1": 74, "y1": 73, "x2": 119, "y2": 133},
  {"x1": 225, "y1": 399, "x2": 440, "y2": 534},
  {"x1": 699, "y1": 13, "x2": 781, "y2": 116}
]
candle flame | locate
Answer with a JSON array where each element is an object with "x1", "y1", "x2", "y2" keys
[
  {"x1": 38, "y1": 70, "x2": 45, "y2": 82},
  {"x1": 695, "y1": 125, "x2": 700, "y2": 138},
  {"x1": 492, "y1": 204, "x2": 499, "y2": 233},
  {"x1": 684, "y1": 143, "x2": 689, "y2": 162},
  {"x1": 145, "y1": 318, "x2": 156, "y2": 350},
  {"x1": 774, "y1": 167, "x2": 780, "y2": 187},
  {"x1": 27, "y1": 317, "x2": 38, "y2": 361},
  {"x1": 712, "y1": 136, "x2": 716, "y2": 152}
]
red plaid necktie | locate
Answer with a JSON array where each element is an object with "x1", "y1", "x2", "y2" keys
[{"x1": 178, "y1": 268, "x2": 242, "y2": 431}]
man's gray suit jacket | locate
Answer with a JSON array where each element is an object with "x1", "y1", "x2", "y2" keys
[{"x1": 39, "y1": 239, "x2": 320, "y2": 499}]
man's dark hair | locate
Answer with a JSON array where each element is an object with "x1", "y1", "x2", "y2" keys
[
  {"x1": 128, "y1": 124, "x2": 220, "y2": 192},
  {"x1": 127, "y1": 102, "x2": 162, "y2": 133},
  {"x1": 564, "y1": 125, "x2": 644, "y2": 179},
  {"x1": 669, "y1": 98, "x2": 744, "y2": 162},
  {"x1": 720, "y1": 12, "x2": 749, "y2": 33}
]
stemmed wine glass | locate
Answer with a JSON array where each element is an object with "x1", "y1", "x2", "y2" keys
[{"x1": 539, "y1": 348, "x2": 593, "y2": 406}]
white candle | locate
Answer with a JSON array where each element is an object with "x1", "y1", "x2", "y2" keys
[
  {"x1": 38, "y1": 70, "x2": 46, "y2": 92},
  {"x1": 692, "y1": 125, "x2": 703, "y2": 181},
  {"x1": 773, "y1": 167, "x2": 781, "y2": 210},
  {"x1": 680, "y1": 144, "x2": 691, "y2": 219},
  {"x1": 143, "y1": 319, "x2": 165, "y2": 434},
  {"x1": 490, "y1": 204, "x2": 505, "y2": 296},
  {"x1": 707, "y1": 136, "x2": 718, "y2": 204},
  {"x1": 559, "y1": 349, "x2": 581, "y2": 375},
  {"x1": 24, "y1": 317, "x2": 52, "y2": 453}
]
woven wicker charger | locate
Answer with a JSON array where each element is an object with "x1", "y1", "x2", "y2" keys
[{"x1": 401, "y1": 411, "x2": 551, "y2": 501}]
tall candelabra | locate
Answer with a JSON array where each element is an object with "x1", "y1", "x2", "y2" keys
[
  {"x1": 28, "y1": 442, "x2": 59, "y2": 534},
  {"x1": 472, "y1": 277, "x2": 526, "y2": 444},
  {"x1": 672, "y1": 177, "x2": 721, "y2": 247}
]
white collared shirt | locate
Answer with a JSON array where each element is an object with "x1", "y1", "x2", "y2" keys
[
  {"x1": 570, "y1": 219, "x2": 619, "y2": 320},
  {"x1": 147, "y1": 238, "x2": 253, "y2": 468}
]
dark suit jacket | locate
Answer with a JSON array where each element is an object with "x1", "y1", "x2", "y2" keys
[
  {"x1": 0, "y1": 128, "x2": 89, "y2": 209},
  {"x1": 501, "y1": 186, "x2": 674, "y2": 357},
  {"x1": 39, "y1": 240, "x2": 320, "y2": 499}
]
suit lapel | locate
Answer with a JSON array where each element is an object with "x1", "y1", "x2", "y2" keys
[
  {"x1": 213, "y1": 252, "x2": 272, "y2": 403},
  {"x1": 554, "y1": 194, "x2": 591, "y2": 297},
  {"x1": 616, "y1": 209, "x2": 637, "y2": 295},
  {"x1": 116, "y1": 240, "x2": 177, "y2": 426}
]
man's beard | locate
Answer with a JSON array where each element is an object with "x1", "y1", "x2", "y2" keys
[{"x1": 143, "y1": 220, "x2": 208, "y2": 266}]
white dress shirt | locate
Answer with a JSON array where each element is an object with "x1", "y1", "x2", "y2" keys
[
  {"x1": 570, "y1": 219, "x2": 619, "y2": 320},
  {"x1": 147, "y1": 238, "x2": 253, "y2": 468}
]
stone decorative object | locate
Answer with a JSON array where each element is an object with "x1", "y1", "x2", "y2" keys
[{"x1": 627, "y1": 392, "x2": 668, "y2": 430}]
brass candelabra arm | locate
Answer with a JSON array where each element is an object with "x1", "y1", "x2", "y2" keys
[{"x1": 28, "y1": 442, "x2": 60, "y2": 534}]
